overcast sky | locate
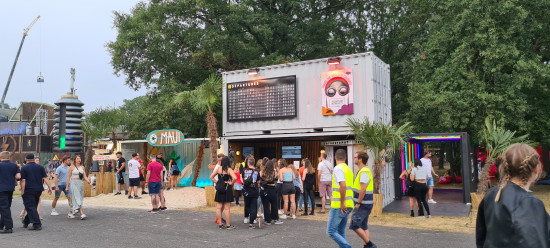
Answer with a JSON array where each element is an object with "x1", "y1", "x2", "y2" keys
[{"x1": 0, "y1": 1, "x2": 147, "y2": 112}]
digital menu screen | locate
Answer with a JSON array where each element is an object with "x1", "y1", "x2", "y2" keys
[{"x1": 226, "y1": 75, "x2": 297, "y2": 122}]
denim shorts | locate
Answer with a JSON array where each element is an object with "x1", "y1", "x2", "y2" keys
[
  {"x1": 349, "y1": 205, "x2": 373, "y2": 230},
  {"x1": 55, "y1": 184, "x2": 70, "y2": 198},
  {"x1": 148, "y1": 182, "x2": 161, "y2": 195},
  {"x1": 427, "y1": 177, "x2": 434, "y2": 187}
]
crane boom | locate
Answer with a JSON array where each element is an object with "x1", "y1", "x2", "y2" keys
[{"x1": 1, "y1": 15, "x2": 41, "y2": 109}]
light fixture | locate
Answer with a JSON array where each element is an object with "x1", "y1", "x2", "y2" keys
[
  {"x1": 236, "y1": 151, "x2": 240, "y2": 156},
  {"x1": 327, "y1": 57, "x2": 341, "y2": 65},
  {"x1": 247, "y1": 68, "x2": 259, "y2": 75},
  {"x1": 320, "y1": 150, "x2": 325, "y2": 154}
]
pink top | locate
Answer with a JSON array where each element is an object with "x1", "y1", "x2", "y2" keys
[
  {"x1": 235, "y1": 170, "x2": 242, "y2": 184},
  {"x1": 147, "y1": 161, "x2": 163, "y2": 182}
]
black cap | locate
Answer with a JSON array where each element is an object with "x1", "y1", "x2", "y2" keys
[
  {"x1": 26, "y1": 154, "x2": 34, "y2": 160},
  {"x1": 132, "y1": 153, "x2": 138, "y2": 157}
]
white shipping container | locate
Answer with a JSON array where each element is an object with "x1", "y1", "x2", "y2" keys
[{"x1": 222, "y1": 52, "x2": 391, "y2": 140}]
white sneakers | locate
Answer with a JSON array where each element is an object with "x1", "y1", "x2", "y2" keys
[
  {"x1": 51, "y1": 209, "x2": 59, "y2": 216},
  {"x1": 244, "y1": 218, "x2": 249, "y2": 224},
  {"x1": 280, "y1": 214, "x2": 288, "y2": 219},
  {"x1": 428, "y1": 199, "x2": 437, "y2": 204},
  {"x1": 278, "y1": 209, "x2": 284, "y2": 215},
  {"x1": 68, "y1": 213, "x2": 75, "y2": 219},
  {"x1": 81, "y1": 214, "x2": 87, "y2": 220},
  {"x1": 292, "y1": 215, "x2": 296, "y2": 219}
]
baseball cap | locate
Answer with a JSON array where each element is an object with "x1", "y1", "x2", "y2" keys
[
  {"x1": 132, "y1": 153, "x2": 138, "y2": 157},
  {"x1": 26, "y1": 153, "x2": 35, "y2": 159}
]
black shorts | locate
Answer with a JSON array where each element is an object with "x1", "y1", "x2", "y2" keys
[
  {"x1": 139, "y1": 175, "x2": 145, "y2": 182},
  {"x1": 129, "y1": 178, "x2": 140, "y2": 187},
  {"x1": 172, "y1": 170, "x2": 180, "y2": 176},
  {"x1": 281, "y1": 182, "x2": 296, "y2": 195}
]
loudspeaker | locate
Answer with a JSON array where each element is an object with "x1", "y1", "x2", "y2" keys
[
  {"x1": 21, "y1": 136, "x2": 38, "y2": 153},
  {"x1": 40, "y1": 135, "x2": 53, "y2": 152}
]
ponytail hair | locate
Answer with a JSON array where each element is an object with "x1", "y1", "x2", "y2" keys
[{"x1": 495, "y1": 143, "x2": 540, "y2": 202}]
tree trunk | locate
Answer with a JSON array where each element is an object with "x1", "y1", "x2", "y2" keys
[
  {"x1": 109, "y1": 131, "x2": 117, "y2": 153},
  {"x1": 476, "y1": 158, "x2": 494, "y2": 194},
  {"x1": 192, "y1": 140, "x2": 205, "y2": 187},
  {"x1": 373, "y1": 159, "x2": 382, "y2": 194},
  {"x1": 84, "y1": 143, "x2": 93, "y2": 175},
  {"x1": 206, "y1": 111, "x2": 218, "y2": 165}
]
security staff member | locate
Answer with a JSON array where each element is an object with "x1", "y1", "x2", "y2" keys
[
  {"x1": 0, "y1": 151, "x2": 20, "y2": 234},
  {"x1": 20, "y1": 154, "x2": 52, "y2": 230},
  {"x1": 350, "y1": 152, "x2": 377, "y2": 248},
  {"x1": 326, "y1": 149, "x2": 354, "y2": 248}
]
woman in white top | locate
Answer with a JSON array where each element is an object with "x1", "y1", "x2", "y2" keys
[
  {"x1": 66, "y1": 156, "x2": 93, "y2": 220},
  {"x1": 410, "y1": 160, "x2": 431, "y2": 218}
]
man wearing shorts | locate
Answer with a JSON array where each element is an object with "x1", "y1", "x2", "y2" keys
[
  {"x1": 127, "y1": 153, "x2": 142, "y2": 199},
  {"x1": 350, "y1": 152, "x2": 377, "y2": 248},
  {"x1": 51, "y1": 156, "x2": 72, "y2": 216},
  {"x1": 317, "y1": 152, "x2": 333, "y2": 213},
  {"x1": 420, "y1": 152, "x2": 439, "y2": 203},
  {"x1": 115, "y1": 152, "x2": 128, "y2": 195},
  {"x1": 146, "y1": 154, "x2": 163, "y2": 213}
]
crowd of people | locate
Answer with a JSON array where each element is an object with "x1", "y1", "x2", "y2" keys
[
  {"x1": 0, "y1": 152, "x2": 92, "y2": 233},
  {"x1": 209, "y1": 149, "x2": 377, "y2": 248}
]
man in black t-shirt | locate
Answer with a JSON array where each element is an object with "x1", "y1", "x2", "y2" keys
[
  {"x1": 20, "y1": 154, "x2": 52, "y2": 230},
  {"x1": 115, "y1": 152, "x2": 128, "y2": 195},
  {"x1": 0, "y1": 151, "x2": 21, "y2": 234}
]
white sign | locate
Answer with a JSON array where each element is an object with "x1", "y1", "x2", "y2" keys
[{"x1": 93, "y1": 155, "x2": 113, "y2": 161}]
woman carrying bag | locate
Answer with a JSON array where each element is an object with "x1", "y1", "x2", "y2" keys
[
  {"x1": 210, "y1": 157, "x2": 236, "y2": 230},
  {"x1": 399, "y1": 163, "x2": 418, "y2": 217},
  {"x1": 66, "y1": 156, "x2": 93, "y2": 220}
]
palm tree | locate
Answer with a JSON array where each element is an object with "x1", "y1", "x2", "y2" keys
[
  {"x1": 82, "y1": 119, "x2": 109, "y2": 174},
  {"x1": 476, "y1": 117, "x2": 535, "y2": 194},
  {"x1": 347, "y1": 117, "x2": 412, "y2": 194},
  {"x1": 174, "y1": 73, "x2": 222, "y2": 186}
]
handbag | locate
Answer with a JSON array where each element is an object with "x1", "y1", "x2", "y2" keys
[{"x1": 77, "y1": 166, "x2": 84, "y2": 180}]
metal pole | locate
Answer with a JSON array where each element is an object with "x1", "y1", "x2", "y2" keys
[{"x1": 1, "y1": 34, "x2": 27, "y2": 108}]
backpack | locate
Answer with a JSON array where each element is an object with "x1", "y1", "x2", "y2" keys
[
  {"x1": 215, "y1": 172, "x2": 229, "y2": 193},
  {"x1": 242, "y1": 168, "x2": 257, "y2": 188}
]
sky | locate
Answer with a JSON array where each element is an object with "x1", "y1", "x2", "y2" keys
[{"x1": 0, "y1": 1, "x2": 147, "y2": 112}]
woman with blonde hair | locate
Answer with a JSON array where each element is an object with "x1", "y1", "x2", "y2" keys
[
  {"x1": 66, "y1": 156, "x2": 93, "y2": 220},
  {"x1": 476, "y1": 143, "x2": 549, "y2": 248}
]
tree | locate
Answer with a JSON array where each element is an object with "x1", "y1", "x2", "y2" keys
[
  {"x1": 82, "y1": 107, "x2": 124, "y2": 174},
  {"x1": 407, "y1": 0, "x2": 550, "y2": 142},
  {"x1": 476, "y1": 117, "x2": 535, "y2": 194},
  {"x1": 107, "y1": 0, "x2": 364, "y2": 92},
  {"x1": 174, "y1": 73, "x2": 222, "y2": 186},
  {"x1": 347, "y1": 117, "x2": 412, "y2": 194}
]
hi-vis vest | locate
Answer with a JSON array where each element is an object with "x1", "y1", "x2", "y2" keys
[
  {"x1": 353, "y1": 166, "x2": 374, "y2": 206},
  {"x1": 331, "y1": 163, "x2": 354, "y2": 208}
]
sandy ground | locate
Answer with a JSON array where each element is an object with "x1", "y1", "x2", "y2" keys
[{"x1": 52, "y1": 187, "x2": 207, "y2": 210}]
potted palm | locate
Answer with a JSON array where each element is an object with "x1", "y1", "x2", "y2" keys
[
  {"x1": 347, "y1": 117, "x2": 412, "y2": 216},
  {"x1": 472, "y1": 117, "x2": 534, "y2": 209}
]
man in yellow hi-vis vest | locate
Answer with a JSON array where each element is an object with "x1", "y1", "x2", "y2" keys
[
  {"x1": 326, "y1": 149, "x2": 354, "y2": 248},
  {"x1": 350, "y1": 151, "x2": 377, "y2": 248}
]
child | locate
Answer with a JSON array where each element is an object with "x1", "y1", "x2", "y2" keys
[{"x1": 476, "y1": 143, "x2": 549, "y2": 247}]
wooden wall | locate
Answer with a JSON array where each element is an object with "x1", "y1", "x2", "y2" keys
[
  {"x1": 231, "y1": 140, "x2": 322, "y2": 167},
  {"x1": 230, "y1": 140, "x2": 323, "y2": 190}
]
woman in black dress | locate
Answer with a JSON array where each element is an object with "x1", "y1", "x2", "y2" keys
[
  {"x1": 210, "y1": 156, "x2": 236, "y2": 229},
  {"x1": 399, "y1": 162, "x2": 418, "y2": 217}
]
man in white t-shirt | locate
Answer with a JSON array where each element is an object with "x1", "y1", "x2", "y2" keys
[
  {"x1": 127, "y1": 153, "x2": 142, "y2": 199},
  {"x1": 420, "y1": 152, "x2": 439, "y2": 204},
  {"x1": 317, "y1": 152, "x2": 333, "y2": 214}
]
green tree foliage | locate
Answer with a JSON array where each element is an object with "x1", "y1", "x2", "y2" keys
[
  {"x1": 407, "y1": 0, "x2": 550, "y2": 142},
  {"x1": 107, "y1": 0, "x2": 362, "y2": 92},
  {"x1": 347, "y1": 117, "x2": 412, "y2": 194},
  {"x1": 174, "y1": 74, "x2": 222, "y2": 165},
  {"x1": 82, "y1": 107, "x2": 123, "y2": 173}
]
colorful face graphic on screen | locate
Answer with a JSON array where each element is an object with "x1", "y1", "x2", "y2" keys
[{"x1": 322, "y1": 69, "x2": 354, "y2": 115}]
